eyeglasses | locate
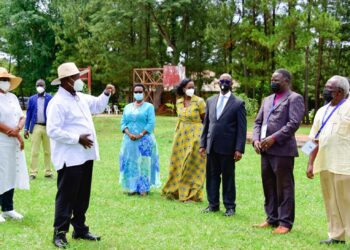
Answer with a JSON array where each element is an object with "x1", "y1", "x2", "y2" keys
[
  {"x1": 134, "y1": 91, "x2": 143, "y2": 94},
  {"x1": 219, "y1": 79, "x2": 231, "y2": 84}
]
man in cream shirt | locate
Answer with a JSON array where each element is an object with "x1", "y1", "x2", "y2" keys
[
  {"x1": 47, "y1": 62, "x2": 115, "y2": 248},
  {"x1": 307, "y1": 75, "x2": 350, "y2": 245}
]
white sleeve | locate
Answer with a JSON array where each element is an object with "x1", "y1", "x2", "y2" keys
[
  {"x1": 83, "y1": 93, "x2": 110, "y2": 114},
  {"x1": 46, "y1": 101, "x2": 80, "y2": 144}
]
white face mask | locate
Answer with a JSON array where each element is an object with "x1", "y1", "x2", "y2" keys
[
  {"x1": 185, "y1": 88, "x2": 194, "y2": 97},
  {"x1": 72, "y1": 79, "x2": 85, "y2": 92},
  {"x1": 0, "y1": 81, "x2": 11, "y2": 92},
  {"x1": 36, "y1": 86, "x2": 45, "y2": 94}
]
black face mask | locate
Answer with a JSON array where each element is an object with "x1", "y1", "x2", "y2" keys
[
  {"x1": 322, "y1": 89, "x2": 333, "y2": 102},
  {"x1": 270, "y1": 82, "x2": 281, "y2": 93},
  {"x1": 219, "y1": 80, "x2": 231, "y2": 92}
]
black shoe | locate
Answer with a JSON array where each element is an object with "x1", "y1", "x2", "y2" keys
[
  {"x1": 72, "y1": 231, "x2": 101, "y2": 241},
  {"x1": 319, "y1": 238, "x2": 345, "y2": 245},
  {"x1": 45, "y1": 174, "x2": 53, "y2": 178},
  {"x1": 30, "y1": 175, "x2": 36, "y2": 180},
  {"x1": 224, "y1": 208, "x2": 235, "y2": 217},
  {"x1": 202, "y1": 206, "x2": 220, "y2": 213},
  {"x1": 53, "y1": 231, "x2": 68, "y2": 248}
]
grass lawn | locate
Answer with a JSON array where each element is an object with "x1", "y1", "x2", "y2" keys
[{"x1": 0, "y1": 116, "x2": 343, "y2": 250}]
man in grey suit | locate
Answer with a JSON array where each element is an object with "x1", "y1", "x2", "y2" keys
[
  {"x1": 252, "y1": 69, "x2": 304, "y2": 234},
  {"x1": 200, "y1": 73, "x2": 247, "y2": 217}
]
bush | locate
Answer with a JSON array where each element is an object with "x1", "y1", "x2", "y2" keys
[{"x1": 237, "y1": 93, "x2": 259, "y2": 116}]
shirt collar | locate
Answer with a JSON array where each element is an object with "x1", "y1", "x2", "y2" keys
[
  {"x1": 219, "y1": 91, "x2": 231, "y2": 98},
  {"x1": 58, "y1": 86, "x2": 76, "y2": 98}
]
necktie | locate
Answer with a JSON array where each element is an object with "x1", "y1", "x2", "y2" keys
[{"x1": 216, "y1": 96, "x2": 225, "y2": 119}]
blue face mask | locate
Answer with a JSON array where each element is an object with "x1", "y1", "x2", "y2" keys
[{"x1": 134, "y1": 93, "x2": 144, "y2": 101}]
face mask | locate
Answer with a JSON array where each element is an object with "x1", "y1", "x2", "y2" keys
[
  {"x1": 0, "y1": 81, "x2": 11, "y2": 92},
  {"x1": 185, "y1": 89, "x2": 194, "y2": 97},
  {"x1": 323, "y1": 89, "x2": 333, "y2": 103},
  {"x1": 270, "y1": 82, "x2": 281, "y2": 93},
  {"x1": 36, "y1": 86, "x2": 45, "y2": 94},
  {"x1": 219, "y1": 80, "x2": 231, "y2": 92},
  {"x1": 72, "y1": 79, "x2": 85, "y2": 92},
  {"x1": 134, "y1": 93, "x2": 144, "y2": 101}
]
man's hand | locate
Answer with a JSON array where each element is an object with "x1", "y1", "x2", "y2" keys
[
  {"x1": 24, "y1": 130, "x2": 29, "y2": 139},
  {"x1": 17, "y1": 135, "x2": 24, "y2": 150},
  {"x1": 306, "y1": 164, "x2": 314, "y2": 179},
  {"x1": 199, "y1": 147, "x2": 206, "y2": 158},
  {"x1": 104, "y1": 84, "x2": 116, "y2": 96},
  {"x1": 253, "y1": 140, "x2": 262, "y2": 154},
  {"x1": 7, "y1": 127, "x2": 20, "y2": 137},
  {"x1": 260, "y1": 136, "x2": 276, "y2": 151},
  {"x1": 234, "y1": 151, "x2": 242, "y2": 162},
  {"x1": 79, "y1": 134, "x2": 93, "y2": 149}
]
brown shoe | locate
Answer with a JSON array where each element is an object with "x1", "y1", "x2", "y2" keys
[
  {"x1": 253, "y1": 221, "x2": 272, "y2": 228},
  {"x1": 272, "y1": 226, "x2": 290, "y2": 234}
]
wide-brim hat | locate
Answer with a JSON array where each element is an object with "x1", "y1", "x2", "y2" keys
[
  {"x1": 51, "y1": 62, "x2": 89, "y2": 85},
  {"x1": 0, "y1": 67, "x2": 22, "y2": 91}
]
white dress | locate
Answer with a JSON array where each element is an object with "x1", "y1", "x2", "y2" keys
[{"x1": 0, "y1": 92, "x2": 29, "y2": 195}]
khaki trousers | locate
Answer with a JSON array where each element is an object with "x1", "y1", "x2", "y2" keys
[
  {"x1": 29, "y1": 125, "x2": 52, "y2": 176},
  {"x1": 320, "y1": 170, "x2": 350, "y2": 241}
]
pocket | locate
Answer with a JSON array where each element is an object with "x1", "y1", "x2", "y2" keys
[{"x1": 336, "y1": 116, "x2": 350, "y2": 137}]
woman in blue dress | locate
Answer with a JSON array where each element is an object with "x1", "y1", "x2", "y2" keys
[{"x1": 119, "y1": 83, "x2": 160, "y2": 196}]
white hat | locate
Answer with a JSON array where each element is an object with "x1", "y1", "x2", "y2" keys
[
  {"x1": 0, "y1": 67, "x2": 22, "y2": 91},
  {"x1": 51, "y1": 62, "x2": 89, "y2": 85}
]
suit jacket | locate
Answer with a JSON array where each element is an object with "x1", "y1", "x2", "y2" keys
[
  {"x1": 252, "y1": 90, "x2": 305, "y2": 157},
  {"x1": 24, "y1": 93, "x2": 52, "y2": 133},
  {"x1": 200, "y1": 93, "x2": 247, "y2": 155}
]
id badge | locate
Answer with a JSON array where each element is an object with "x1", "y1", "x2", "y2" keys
[
  {"x1": 301, "y1": 140, "x2": 317, "y2": 155},
  {"x1": 261, "y1": 125, "x2": 267, "y2": 140}
]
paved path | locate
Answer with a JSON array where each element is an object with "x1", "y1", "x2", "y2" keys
[{"x1": 95, "y1": 114, "x2": 309, "y2": 147}]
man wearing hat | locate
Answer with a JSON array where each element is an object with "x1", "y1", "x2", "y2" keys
[
  {"x1": 46, "y1": 62, "x2": 115, "y2": 248},
  {"x1": 0, "y1": 67, "x2": 30, "y2": 223},
  {"x1": 24, "y1": 79, "x2": 53, "y2": 179}
]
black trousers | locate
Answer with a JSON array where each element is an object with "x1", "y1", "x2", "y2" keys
[
  {"x1": 54, "y1": 160, "x2": 93, "y2": 234},
  {"x1": 0, "y1": 189, "x2": 14, "y2": 212},
  {"x1": 206, "y1": 151, "x2": 236, "y2": 210},
  {"x1": 261, "y1": 154, "x2": 295, "y2": 229}
]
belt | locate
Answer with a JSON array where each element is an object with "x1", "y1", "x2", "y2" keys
[{"x1": 35, "y1": 123, "x2": 46, "y2": 126}]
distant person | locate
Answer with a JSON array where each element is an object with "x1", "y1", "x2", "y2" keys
[
  {"x1": 24, "y1": 79, "x2": 53, "y2": 179},
  {"x1": 307, "y1": 75, "x2": 350, "y2": 245},
  {"x1": 119, "y1": 83, "x2": 160, "y2": 196},
  {"x1": 252, "y1": 69, "x2": 304, "y2": 234},
  {"x1": 47, "y1": 62, "x2": 115, "y2": 248},
  {"x1": 0, "y1": 67, "x2": 29, "y2": 223},
  {"x1": 162, "y1": 79, "x2": 206, "y2": 202},
  {"x1": 199, "y1": 73, "x2": 247, "y2": 216}
]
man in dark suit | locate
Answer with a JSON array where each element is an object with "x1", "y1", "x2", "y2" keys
[
  {"x1": 200, "y1": 73, "x2": 247, "y2": 217},
  {"x1": 24, "y1": 79, "x2": 53, "y2": 179},
  {"x1": 252, "y1": 69, "x2": 304, "y2": 234}
]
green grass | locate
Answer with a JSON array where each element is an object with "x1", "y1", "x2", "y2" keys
[{"x1": 0, "y1": 116, "x2": 344, "y2": 250}]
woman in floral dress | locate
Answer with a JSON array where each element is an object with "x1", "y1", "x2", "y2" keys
[
  {"x1": 162, "y1": 78, "x2": 206, "y2": 202},
  {"x1": 119, "y1": 83, "x2": 160, "y2": 196}
]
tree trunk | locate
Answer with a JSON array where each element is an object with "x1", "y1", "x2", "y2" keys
[
  {"x1": 303, "y1": 1, "x2": 311, "y2": 124},
  {"x1": 304, "y1": 45, "x2": 310, "y2": 124},
  {"x1": 315, "y1": 36, "x2": 324, "y2": 112}
]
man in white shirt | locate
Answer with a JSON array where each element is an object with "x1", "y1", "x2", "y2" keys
[{"x1": 46, "y1": 62, "x2": 115, "y2": 248}]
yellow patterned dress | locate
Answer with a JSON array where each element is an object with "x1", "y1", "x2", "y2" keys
[{"x1": 162, "y1": 95, "x2": 206, "y2": 202}]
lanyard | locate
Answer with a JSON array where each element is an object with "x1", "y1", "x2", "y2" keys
[
  {"x1": 266, "y1": 105, "x2": 276, "y2": 124},
  {"x1": 266, "y1": 95, "x2": 282, "y2": 123},
  {"x1": 314, "y1": 99, "x2": 346, "y2": 139}
]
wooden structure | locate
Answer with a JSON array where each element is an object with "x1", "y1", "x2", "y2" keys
[
  {"x1": 133, "y1": 66, "x2": 184, "y2": 104},
  {"x1": 79, "y1": 66, "x2": 92, "y2": 94},
  {"x1": 133, "y1": 68, "x2": 164, "y2": 103}
]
